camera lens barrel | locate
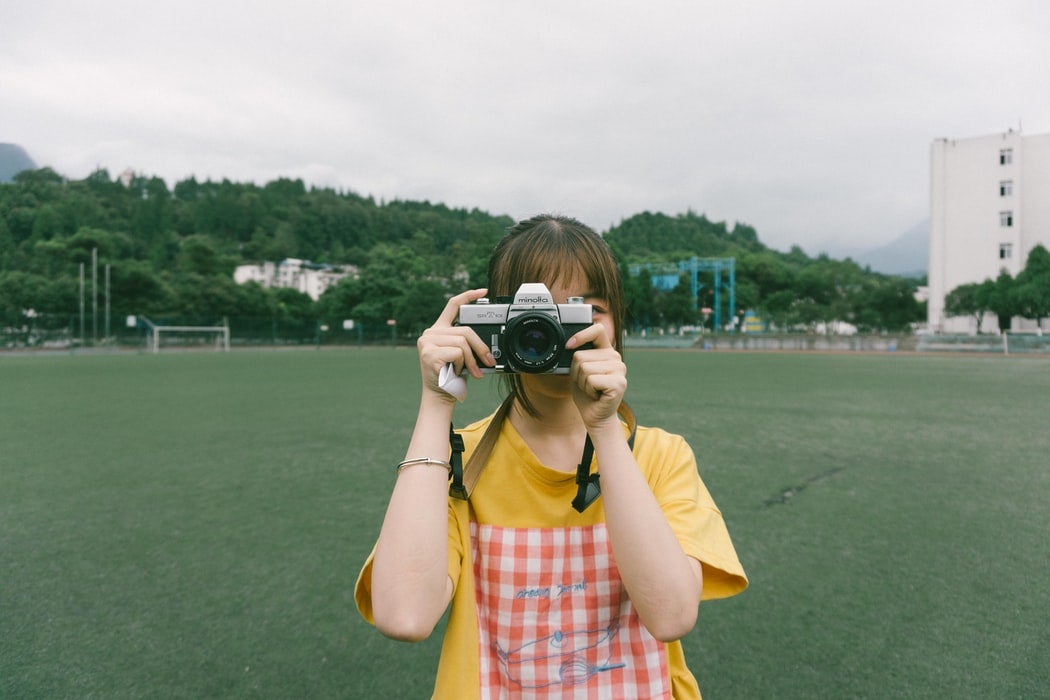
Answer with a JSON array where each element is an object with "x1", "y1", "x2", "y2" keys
[{"x1": 502, "y1": 312, "x2": 565, "y2": 373}]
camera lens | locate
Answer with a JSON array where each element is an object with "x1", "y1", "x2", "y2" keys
[
  {"x1": 518, "y1": 327, "x2": 552, "y2": 360},
  {"x1": 503, "y1": 313, "x2": 564, "y2": 373}
]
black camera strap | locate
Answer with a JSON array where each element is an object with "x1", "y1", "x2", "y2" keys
[
  {"x1": 571, "y1": 402, "x2": 638, "y2": 513},
  {"x1": 449, "y1": 398, "x2": 637, "y2": 514},
  {"x1": 448, "y1": 424, "x2": 467, "y2": 500},
  {"x1": 448, "y1": 396, "x2": 514, "y2": 501},
  {"x1": 571, "y1": 435, "x2": 601, "y2": 513}
]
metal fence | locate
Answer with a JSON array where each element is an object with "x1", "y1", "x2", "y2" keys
[
  {"x1": 6, "y1": 312, "x2": 1047, "y2": 356},
  {"x1": 917, "y1": 333, "x2": 1050, "y2": 355},
  {"x1": 0, "y1": 313, "x2": 421, "y2": 352},
  {"x1": 626, "y1": 332, "x2": 919, "y2": 352}
]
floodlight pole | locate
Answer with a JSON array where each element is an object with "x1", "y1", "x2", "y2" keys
[
  {"x1": 79, "y1": 263, "x2": 85, "y2": 348},
  {"x1": 105, "y1": 264, "x2": 111, "y2": 344},
  {"x1": 92, "y1": 247, "x2": 98, "y2": 347}
]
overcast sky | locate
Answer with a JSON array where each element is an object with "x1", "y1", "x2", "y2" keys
[{"x1": 3, "y1": 0, "x2": 1048, "y2": 254}]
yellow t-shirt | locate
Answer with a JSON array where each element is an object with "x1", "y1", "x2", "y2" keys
[{"x1": 356, "y1": 413, "x2": 748, "y2": 699}]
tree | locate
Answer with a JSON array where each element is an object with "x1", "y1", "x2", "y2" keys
[
  {"x1": 732, "y1": 279, "x2": 760, "y2": 317},
  {"x1": 12, "y1": 167, "x2": 64, "y2": 194},
  {"x1": 2, "y1": 164, "x2": 939, "y2": 336},
  {"x1": 737, "y1": 251, "x2": 794, "y2": 300},
  {"x1": 653, "y1": 274, "x2": 697, "y2": 328},
  {"x1": 318, "y1": 244, "x2": 431, "y2": 331},
  {"x1": 165, "y1": 273, "x2": 242, "y2": 318},
  {"x1": 108, "y1": 261, "x2": 173, "y2": 314},
  {"x1": 0, "y1": 271, "x2": 47, "y2": 314},
  {"x1": 944, "y1": 283, "x2": 989, "y2": 333},
  {"x1": 65, "y1": 227, "x2": 137, "y2": 264},
  {"x1": 854, "y1": 277, "x2": 924, "y2": 332},
  {"x1": 177, "y1": 235, "x2": 235, "y2": 276},
  {"x1": 37, "y1": 275, "x2": 79, "y2": 315},
  {"x1": 235, "y1": 281, "x2": 278, "y2": 318},
  {"x1": 30, "y1": 204, "x2": 63, "y2": 241},
  {"x1": 623, "y1": 266, "x2": 657, "y2": 332},
  {"x1": 795, "y1": 260, "x2": 849, "y2": 331},
  {"x1": 130, "y1": 176, "x2": 174, "y2": 240},
  {"x1": 394, "y1": 277, "x2": 449, "y2": 335},
  {"x1": 986, "y1": 270, "x2": 1017, "y2": 333},
  {"x1": 273, "y1": 287, "x2": 315, "y2": 321},
  {"x1": 762, "y1": 289, "x2": 797, "y2": 331},
  {"x1": 1013, "y1": 245, "x2": 1050, "y2": 329}
]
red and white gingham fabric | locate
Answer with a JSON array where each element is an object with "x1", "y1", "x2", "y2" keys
[{"x1": 472, "y1": 522, "x2": 669, "y2": 699}]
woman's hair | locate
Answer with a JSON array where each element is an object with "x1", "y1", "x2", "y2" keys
[{"x1": 486, "y1": 214, "x2": 626, "y2": 415}]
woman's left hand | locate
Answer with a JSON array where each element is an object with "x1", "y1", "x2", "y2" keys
[{"x1": 566, "y1": 323, "x2": 627, "y2": 429}]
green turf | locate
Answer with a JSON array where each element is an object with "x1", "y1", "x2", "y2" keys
[{"x1": 1, "y1": 348, "x2": 1047, "y2": 698}]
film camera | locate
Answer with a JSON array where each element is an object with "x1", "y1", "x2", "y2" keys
[{"x1": 457, "y1": 283, "x2": 593, "y2": 374}]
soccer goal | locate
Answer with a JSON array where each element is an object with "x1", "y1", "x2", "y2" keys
[{"x1": 137, "y1": 316, "x2": 230, "y2": 353}]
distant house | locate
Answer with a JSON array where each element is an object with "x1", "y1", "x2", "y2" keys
[
  {"x1": 234, "y1": 258, "x2": 357, "y2": 301},
  {"x1": 929, "y1": 129, "x2": 1050, "y2": 332}
]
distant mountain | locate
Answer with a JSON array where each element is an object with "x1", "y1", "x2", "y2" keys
[
  {"x1": 850, "y1": 221, "x2": 928, "y2": 277},
  {"x1": 0, "y1": 143, "x2": 37, "y2": 182}
]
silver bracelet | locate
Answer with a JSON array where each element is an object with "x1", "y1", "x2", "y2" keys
[{"x1": 396, "y1": 457, "x2": 452, "y2": 476}]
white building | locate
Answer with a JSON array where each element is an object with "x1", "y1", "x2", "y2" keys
[
  {"x1": 234, "y1": 258, "x2": 357, "y2": 301},
  {"x1": 928, "y1": 129, "x2": 1050, "y2": 333}
]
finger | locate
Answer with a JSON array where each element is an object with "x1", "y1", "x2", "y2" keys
[
  {"x1": 566, "y1": 322, "x2": 612, "y2": 350},
  {"x1": 420, "y1": 327, "x2": 494, "y2": 378},
  {"x1": 575, "y1": 356, "x2": 626, "y2": 377},
  {"x1": 571, "y1": 357, "x2": 626, "y2": 389},
  {"x1": 452, "y1": 332, "x2": 489, "y2": 378},
  {"x1": 576, "y1": 371, "x2": 626, "y2": 404},
  {"x1": 569, "y1": 349, "x2": 623, "y2": 381},
  {"x1": 435, "y1": 288, "x2": 488, "y2": 327},
  {"x1": 434, "y1": 326, "x2": 497, "y2": 372}
]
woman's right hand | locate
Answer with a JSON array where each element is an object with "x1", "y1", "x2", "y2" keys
[{"x1": 416, "y1": 288, "x2": 496, "y2": 399}]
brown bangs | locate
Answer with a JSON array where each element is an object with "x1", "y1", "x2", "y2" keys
[{"x1": 495, "y1": 229, "x2": 611, "y2": 300}]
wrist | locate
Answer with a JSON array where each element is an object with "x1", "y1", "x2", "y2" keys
[
  {"x1": 396, "y1": 457, "x2": 452, "y2": 476},
  {"x1": 420, "y1": 387, "x2": 458, "y2": 412},
  {"x1": 586, "y1": 416, "x2": 626, "y2": 443}
]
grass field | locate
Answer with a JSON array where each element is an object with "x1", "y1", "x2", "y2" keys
[{"x1": 2, "y1": 348, "x2": 1048, "y2": 698}]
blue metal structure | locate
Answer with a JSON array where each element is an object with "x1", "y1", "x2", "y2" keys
[{"x1": 629, "y1": 257, "x2": 736, "y2": 331}]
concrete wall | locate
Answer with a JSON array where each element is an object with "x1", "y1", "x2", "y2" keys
[{"x1": 929, "y1": 131, "x2": 1050, "y2": 333}]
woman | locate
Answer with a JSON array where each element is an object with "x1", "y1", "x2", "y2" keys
[{"x1": 355, "y1": 214, "x2": 747, "y2": 698}]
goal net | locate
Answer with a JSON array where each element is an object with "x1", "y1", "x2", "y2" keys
[{"x1": 138, "y1": 317, "x2": 230, "y2": 353}]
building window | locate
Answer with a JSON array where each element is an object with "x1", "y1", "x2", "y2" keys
[
  {"x1": 999, "y1": 243, "x2": 1013, "y2": 260},
  {"x1": 1000, "y1": 180, "x2": 1013, "y2": 197},
  {"x1": 1000, "y1": 148, "x2": 1013, "y2": 165},
  {"x1": 1000, "y1": 211, "x2": 1013, "y2": 227}
]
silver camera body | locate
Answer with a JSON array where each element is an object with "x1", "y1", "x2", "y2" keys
[{"x1": 458, "y1": 283, "x2": 593, "y2": 374}]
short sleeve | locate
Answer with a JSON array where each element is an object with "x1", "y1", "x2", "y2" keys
[
  {"x1": 354, "y1": 498, "x2": 467, "y2": 625},
  {"x1": 639, "y1": 428, "x2": 748, "y2": 601}
]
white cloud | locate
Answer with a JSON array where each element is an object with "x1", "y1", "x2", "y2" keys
[{"x1": 3, "y1": 0, "x2": 1049, "y2": 252}]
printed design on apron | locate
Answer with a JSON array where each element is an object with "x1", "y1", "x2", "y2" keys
[{"x1": 472, "y1": 523, "x2": 669, "y2": 698}]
